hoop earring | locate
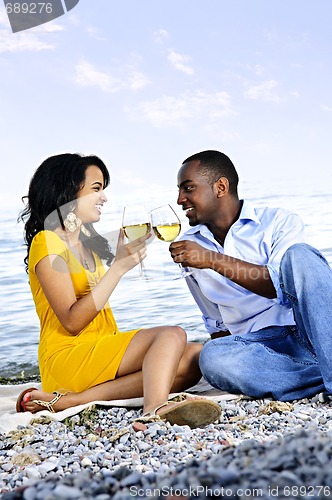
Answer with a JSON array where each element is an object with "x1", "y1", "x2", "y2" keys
[
  {"x1": 81, "y1": 225, "x2": 91, "y2": 237},
  {"x1": 64, "y1": 212, "x2": 82, "y2": 232}
]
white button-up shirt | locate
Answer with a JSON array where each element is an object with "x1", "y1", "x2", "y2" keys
[{"x1": 181, "y1": 200, "x2": 305, "y2": 336}]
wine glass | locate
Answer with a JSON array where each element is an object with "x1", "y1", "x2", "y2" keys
[
  {"x1": 150, "y1": 204, "x2": 192, "y2": 278},
  {"x1": 122, "y1": 205, "x2": 151, "y2": 279}
]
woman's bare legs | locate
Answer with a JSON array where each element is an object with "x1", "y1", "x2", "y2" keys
[
  {"x1": 116, "y1": 326, "x2": 201, "y2": 413},
  {"x1": 22, "y1": 326, "x2": 202, "y2": 414}
]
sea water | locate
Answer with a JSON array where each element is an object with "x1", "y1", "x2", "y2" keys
[{"x1": 1, "y1": 178, "x2": 331, "y2": 378}]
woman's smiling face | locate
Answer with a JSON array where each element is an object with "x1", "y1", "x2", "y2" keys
[{"x1": 76, "y1": 165, "x2": 108, "y2": 223}]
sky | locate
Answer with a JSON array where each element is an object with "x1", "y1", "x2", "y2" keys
[{"x1": 0, "y1": 0, "x2": 332, "y2": 208}]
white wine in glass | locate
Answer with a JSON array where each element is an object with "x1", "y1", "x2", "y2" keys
[
  {"x1": 122, "y1": 205, "x2": 151, "y2": 279},
  {"x1": 123, "y1": 223, "x2": 151, "y2": 241},
  {"x1": 151, "y1": 204, "x2": 192, "y2": 278},
  {"x1": 153, "y1": 221, "x2": 181, "y2": 242}
]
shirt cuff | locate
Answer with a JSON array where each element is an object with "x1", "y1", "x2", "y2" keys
[
  {"x1": 266, "y1": 264, "x2": 288, "y2": 305},
  {"x1": 203, "y1": 316, "x2": 227, "y2": 335}
]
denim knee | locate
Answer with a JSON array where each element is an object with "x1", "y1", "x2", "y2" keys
[
  {"x1": 199, "y1": 340, "x2": 227, "y2": 387},
  {"x1": 199, "y1": 341, "x2": 215, "y2": 380},
  {"x1": 281, "y1": 243, "x2": 327, "y2": 271},
  {"x1": 199, "y1": 338, "x2": 243, "y2": 393}
]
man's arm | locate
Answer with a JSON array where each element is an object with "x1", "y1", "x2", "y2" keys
[
  {"x1": 170, "y1": 211, "x2": 305, "y2": 300},
  {"x1": 170, "y1": 240, "x2": 276, "y2": 298}
]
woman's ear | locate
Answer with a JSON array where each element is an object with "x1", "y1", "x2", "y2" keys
[{"x1": 213, "y1": 177, "x2": 229, "y2": 198}]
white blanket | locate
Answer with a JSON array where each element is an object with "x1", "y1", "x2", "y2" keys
[{"x1": 0, "y1": 379, "x2": 239, "y2": 435}]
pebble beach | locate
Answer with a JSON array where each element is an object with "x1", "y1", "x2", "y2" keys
[
  {"x1": 2, "y1": 192, "x2": 332, "y2": 499},
  {"x1": 1, "y1": 391, "x2": 332, "y2": 499}
]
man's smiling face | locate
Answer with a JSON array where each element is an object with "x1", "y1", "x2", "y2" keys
[{"x1": 177, "y1": 160, "x2": 219, "y2": 227}]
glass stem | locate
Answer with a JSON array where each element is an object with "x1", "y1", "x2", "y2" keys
[
  {"x1": 139, "y1": 259, "x2": 147, "y2": 278},
  {"x1": 179, "y1": 264, "x2": 193, "y2": 278}
]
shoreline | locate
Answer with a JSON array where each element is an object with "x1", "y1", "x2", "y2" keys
[
  {"x1": 1, "y1": 387, "x2": 332, "y2": 499},
  {"x1": 0, "y1": 374, "x2": 41, "y2": 387}
]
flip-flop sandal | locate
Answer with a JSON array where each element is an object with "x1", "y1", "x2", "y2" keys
[
  {"x1": 135, "y1": 398, "x2": 221, "y2": 429},
  {"x1": 160, "y1": 399, "x2": 222, "y2": 428},
  {"x1": 168, "y1": 393, "x2": 204, "y2": 403},
  {"x1": 16, "y1": 387, "x2": 38, "y2": 413},
  {"x1": 16, "y1": 389, "x2": 67, "y2": 413}
]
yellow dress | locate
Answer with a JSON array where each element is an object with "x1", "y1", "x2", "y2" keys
[{"x1": 28, "y1": 230, "x2": 139, "y2": 393}]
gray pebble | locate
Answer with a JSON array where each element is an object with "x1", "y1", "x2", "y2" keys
[
  {"x1": 1, "y1": 396, "x2": 332, "y2": 499},
  {"x1": 53, "y1": 484, "x2": 82, "y2": 499}
]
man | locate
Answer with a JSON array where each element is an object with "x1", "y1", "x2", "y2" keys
[{"x1": 169, "y1": 150, "x2": 332, "y2": 401}]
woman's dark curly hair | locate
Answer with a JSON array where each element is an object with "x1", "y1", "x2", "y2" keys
[{"x1": 18, "y1": 153, "x2": 114, "y2": 273}]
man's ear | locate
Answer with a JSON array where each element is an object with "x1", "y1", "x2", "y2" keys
[{"x1": 213, "y1": 177, "x2": 229, "y2": 198}]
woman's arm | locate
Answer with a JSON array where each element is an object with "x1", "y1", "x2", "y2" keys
[{"x1": 36, "y1": 230, "x2": 148, "y2": 335}]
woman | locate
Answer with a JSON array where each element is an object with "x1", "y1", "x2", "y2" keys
[{"x1": 17, "y1": 153, "x2": 221, "y2": 428}]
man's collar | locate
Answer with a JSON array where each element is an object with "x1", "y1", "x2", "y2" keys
[
  {"x1": 184, "y1": 200, "x2": 260, "y2": 237},
  {"x1": 237, "y1": 199, "x2": 261, "y2": 224}
]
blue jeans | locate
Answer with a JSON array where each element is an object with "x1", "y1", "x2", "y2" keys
[{"x1": 199, "y1": 243, "x2": 332, "y2": 401}]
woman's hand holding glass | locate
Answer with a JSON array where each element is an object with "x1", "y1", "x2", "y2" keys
[
  {"x1": 114, "y1": 228, "x2": 149, "y2": 276},
  {"x1": 118, "y1": 204, "x2": 193, "y2": 279},
  {"x1": 122, "y1": 205, "x2": 151, "y2": 279}
]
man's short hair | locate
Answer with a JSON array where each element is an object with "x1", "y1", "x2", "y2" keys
[{"x1": 183, "y1": 150, "x2": 239, "y2": 195}]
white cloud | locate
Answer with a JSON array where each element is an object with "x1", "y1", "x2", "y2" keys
[
  {"x1": 129, "y1": 71, "x2": 151, "y2": 90},
  {"x1": 30, "y1": 23, "x2": 64, "y2": 33},
  {"x1": 263, "y1": 29, "x2": 277, "y2": 42},
  {"x1": 0, "y1": 29, "x2": 54, "y2": 52},
  {"x1": 321, "y1": 105, "x2": 332, "y2": 112},
  {"x1": 74, "y1": 61, "x2": 123, "y2": 92},
  {"x1": 254, "y1": 64, "x2": 264, "y2": 76},
  {"x1": 290, "y1": 91, "x2": 300, "y2": 98},
  {"x1": 74, "y1": 61, "x2": 150, "y2": 93},
  {"x1": 0, "y1": 11, "x2": 9, "y2": 27},
  {"x1": 86, "y1": 25, "x2": 106, "y2": 41},
  {"x1": 167, "y1": 49, "x2": 194, "y2": 75},
  {"x1": 154, "y1": 28, "x2": 169, "y2": 43},
  {"x1": 67, "y1": 14, "x2": 80, "y2": 26},
  {"x1": 244, "y1": 80, "x2": 281, "y2": 102},
  {"x1": 126, "y1": 90, "x2": 234, "y2": 128}
]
